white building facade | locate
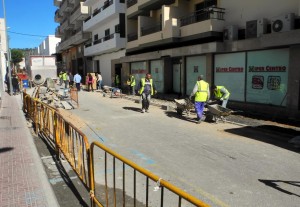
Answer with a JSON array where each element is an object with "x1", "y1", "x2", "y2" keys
[
  {"x1": 37, "y1": 35, "x2": 61, "y2": 56},
  {"x1": 0, "y1": 18, "x2": 8, "y2": 94},
  {"x1": 121, "y1": 0, "x2": 300, "y2": 119},
  {"x1": 83, "y1": 0, "x2": 127, "y2": 86}
]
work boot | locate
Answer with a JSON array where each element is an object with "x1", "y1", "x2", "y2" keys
[
  {"x1": 145, "y1": 109, "x2": 149, "y2": 113},
  {"x1": 142, "y1": 109, "x2": 145, "y2": 113},
  {"x1": 196, "y1": 117, "x2": 201, "y2": 124}
]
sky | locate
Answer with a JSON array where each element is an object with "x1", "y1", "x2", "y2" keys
[{"x1": 0, "y1": 0, "x2": 58, "y2": 49}]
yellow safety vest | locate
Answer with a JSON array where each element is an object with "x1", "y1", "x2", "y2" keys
[
  {"x1": 62, "y1": 72, "x2": 68, "y2": 81},
  {"x1": 139, "y1": 78, "x2": 154, "y2": 95},
  {"x1": 130, "y1": 75, "x2": 136, "y2": 86},
  {"x1": 214, "y1": 86, "x2": 230, "y2": 99},
  {"x1": 195, "y1": 80, "x2": 209, "y2": 102}
]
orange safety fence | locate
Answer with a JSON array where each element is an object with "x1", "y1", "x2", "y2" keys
[
  {"x1": 22, "y1": 91, "x2": 210, "y2": 207},
  {"x1": 89, "y1": 141, "x2": 210, "y2": 207}
]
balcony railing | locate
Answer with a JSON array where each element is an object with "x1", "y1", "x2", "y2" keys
[
  {"x1": 126, "y1": 0, "x2": 137, "y2": 8},
  {"x1": 127, "y1": 32, "x2": 138, "y2": 42},
  {"x1": 141, "y1": 24, "x2": 162, "y2": 37},
  {"x1": 180, "y1": 6, "x2": 225, "y2": 27},
  {"x1": 86, "y1": 33, "x2": 117, "y2": 48},
  {"x1": 93, "y1": 39, "x2": 102, "y2": 45},
  {"x1": 85, "y1": 0, "x2": 114, "y2": 22}
]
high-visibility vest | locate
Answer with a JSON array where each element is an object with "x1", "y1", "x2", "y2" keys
[
  {"x1": 62, "y1": 72, "x2": 68, "y2": 81},
  {"x1": 195, "y1": 80, "x2": 209, "y2": 102},
  {"x1": 139, "y1": 78, "x2": 154, "y2": 95},
  {"x1": 115, "y1": 75, "x2": 120, "y2": 85},
  {"x1": 130, "y1": 75, "x2": 136, "y2": 86},
  {"x1": 214, "y1": 86, "x2": 230, "y2": 99}
]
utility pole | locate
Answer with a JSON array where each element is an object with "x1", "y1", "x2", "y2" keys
[{"x1": 2, "y1": 0, "x2": 13, "y2": 96}]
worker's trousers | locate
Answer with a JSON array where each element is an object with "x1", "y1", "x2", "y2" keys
[
  {"x1": 194, "y1": 101, "x2": 205, "y2": 120},
  {"x1": 141, "y1": 93, "x2": 151, "y2": 109}
]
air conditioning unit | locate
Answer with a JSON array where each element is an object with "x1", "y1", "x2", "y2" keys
[
  {"x1": 271, "y1": 13, "x2": 295, "y2": 33},
  {"x1": 223, "y1": 25, "x2": 238, "y2": 41},
  {"x1": 246, "y1": 18, "x2": 268, "y2": 38}
]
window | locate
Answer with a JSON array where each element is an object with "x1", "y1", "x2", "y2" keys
[
  {"x1": 104, "y1": 29, "x2": 110, "y2": 41},
  {"x1": 115, "y1": 24, "x2": 120, "y2": 33},
  {"x1": 94, "y1": 34, "x2": 98, "y2": 41}
]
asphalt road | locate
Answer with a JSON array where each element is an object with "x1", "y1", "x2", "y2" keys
[
  {"x1": 55, "y1": 90, "x2": 299, "y2": 207},
  {"x1": 28, "y1": 85, "x2": 300, "y2": 207}
]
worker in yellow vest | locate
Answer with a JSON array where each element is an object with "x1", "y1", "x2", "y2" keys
[
  {"x1": 62, "y1": 70, "x2": 68, "y2": 89},
  {"x1": 115, "y1": 74, "x2": 120, "y2": 88},
  {"x1": 211, "y1": 85, "x2": 230, "y2": 108},
  {"x1": 190, "y1": 75, "x2": 210, "y2": 124},
  {"x1": 58, "y1": 71, "x2": 63, "y2": 86},
  {"x1": 138, "y1": 73, "x2": 156, "y2": 113},
  {"x1": 128, "y1": 74, "x2": 136, "y2": 95}
]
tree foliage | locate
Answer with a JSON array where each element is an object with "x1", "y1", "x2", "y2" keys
[{"x1": 11, "y1": 49, "x2": 24, "y2": 64}]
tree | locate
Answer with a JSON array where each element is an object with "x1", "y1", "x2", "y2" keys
[{"x1": 11, "y1": 49, "x2": 24, "y2": 72}]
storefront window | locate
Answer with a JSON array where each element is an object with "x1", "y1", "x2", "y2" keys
[
  {"x1": 246, "y1": 49, "x2": 289, "y2": 106},
  {"x1": 186, "y1": 56, "x2": 206, "y2": 94},
  {"x1": 150, "y1": 60, "x2": 164, "y2": 92},
  {"x1": 214, "y1": 52, "x2": 246, "y2": 102},
  {"x1": 130, "y1": 62, "x2": 147, "y2": 87}
]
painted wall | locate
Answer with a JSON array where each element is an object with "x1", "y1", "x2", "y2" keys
[
  {"x1": 220, "y1": 0, "x2": 300, "y2": 27},
  {"x1": 93, "y1": 49, "x2": 125, "y2": 86}
]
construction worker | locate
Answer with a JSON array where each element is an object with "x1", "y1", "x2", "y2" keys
[
  {"x1": 58, "y1": 71, "x2": 63, "y2": 86},
  {"x1": 128, "y1": 74, "x2": 136, "y2": 95},
  {"x1": 138, "y1": 73, "x2": 156, "y2": 113},
  {"x1": 211, "y1": 85, "x2": 230, "y2": 108},
  {"x1": 190, "y1": 75, "x2": 210, "y2": 124},
  {"x1": 115, "y1": 74, "x2": 120, "y2": 88},
  {"x1": 62, "y1": 71, "x2": 68, "y2": 89}
]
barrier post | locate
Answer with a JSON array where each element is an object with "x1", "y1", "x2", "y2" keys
[{"x1": 53, "y1": 111, "x2": 60, "y2": 161}]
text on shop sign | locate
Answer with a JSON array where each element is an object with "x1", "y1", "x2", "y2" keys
[{"x1": 248, "y1": 66, "x2": 286, "y2": 72}]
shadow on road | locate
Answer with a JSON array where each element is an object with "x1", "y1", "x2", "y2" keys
[
  {"x1": 259, "y1": 179, "x2": 300, "y2": 197},
  {"x1": 0, "y1": 147, "x2": 14, "y2": 153},
  {"x1": 164, "y1": 111, "x2": 197, "y2": 123},
  {"x1": 38, "y1": 132, "x2": 90, "y2": 207},
  {"x1": 123, "y1": 106, "x2": 142, "y2": 113},
  {"x1": 225, "y1": 125, "x2": 300, "y2": 153}
]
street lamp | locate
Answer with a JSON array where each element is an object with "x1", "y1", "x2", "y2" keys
[{"x1": 2, "y1": 0, "x2": 13, "y2": 96}]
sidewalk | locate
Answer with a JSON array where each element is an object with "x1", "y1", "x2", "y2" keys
[{"x1": 0, "y1": 92, "x2": 59, "y2": 207}]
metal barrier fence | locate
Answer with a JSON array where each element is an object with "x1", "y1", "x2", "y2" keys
[{"x1": 22, "y1": 91, "x2": 210, "y2": 207}]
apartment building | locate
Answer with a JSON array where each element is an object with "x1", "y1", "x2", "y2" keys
[
  {"x1": 0, "y1": 18, "x2": 8, "y2": 92},
  {"x1": 83, "y1": 0, "x2": 126, "y2": 86},
  {"x1": 37, "y1": 35, "x2": 61, "y2": 56},
  {"x1": 54, "y1": 0, "x2": 91, "y2": 76},
  {"x1": 118, "y1": 0, "x2": 300, "y2": 119}
]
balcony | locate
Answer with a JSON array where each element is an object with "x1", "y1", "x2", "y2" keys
[
  {"x1": 55, "y1": 9, "x2": 63, "y2": 23},
  {"x1": 138, "y1": 0, "x2": 175, "y2": 11},
  {"x1": 127, "y1": 32, "x2": 138, "y2": 42},
  {"x1": 180, "y1": 7, "x2": 225, "y2": 38},
  {"x1": 84, "y1": 0, "x2": 98, "y2": 6},
  {"x1": 68, "y1": 29, "x2": 91, "y2": 46},
  {"x1": 141, "y1": 24, "x2": 161, "y2": 37},
  {"x1": 83, "y1": 0, "x2": 126, "y2": 32},
  {"x1": 127, "y1": 0, "x2": 148, "y2": 19},
  {"x1": 127, "y1": 0, "x2": 137, "y2": 8},
  {"x1": 70, "y1": 2, "x2": 89, "y2": 24},
  {"x1": 60, "y1": 0, "x2": 74, "y2": 14},
  {"x1": 180, "y1": 6, "x2": 225, "y2": 27},
  {"x1": 84, "y1": 33, "x2": 126, "y2": 56},
  {"x1": 54, "y1": 0, "x2": 62, "y2": 7},
  {"x1": 55, "y1": 26, "x2": 62, "y2": 38},
  {"x1": 60, "y1": 19, "x2": 74, "y2": 32}
]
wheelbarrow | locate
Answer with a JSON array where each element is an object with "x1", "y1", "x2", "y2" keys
[
  {"x1": 174, "y1": 98, "x2": 194, "y2": 115},
  {"x1": 206, "y1": 104, "x2": 232, "y2": 123}
]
